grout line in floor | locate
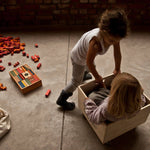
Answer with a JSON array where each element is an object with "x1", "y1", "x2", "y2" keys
[{"x1": 60, "y1": 31, "x2": 71, "y2": 150}]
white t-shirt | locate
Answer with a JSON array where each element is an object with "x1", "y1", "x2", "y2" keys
[{"x1": 71, "y1": 28, "x2": 109, "y2": 66}]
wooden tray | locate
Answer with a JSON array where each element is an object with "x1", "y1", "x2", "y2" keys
[{"x1": 9, "y1": 64, "x2": 42, "y2": 94}]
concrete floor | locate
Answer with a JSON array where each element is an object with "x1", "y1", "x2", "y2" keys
[{"x1": 0, "y1": 27, "x2": 150, "y2": 150}]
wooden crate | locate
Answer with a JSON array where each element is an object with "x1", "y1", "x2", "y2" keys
[
  {"x1": 9, "y1": 64, "x2": 42, "y2": 94},
  {"x1": 78, "y1": 74, "x2": 150, "y2": 144}
]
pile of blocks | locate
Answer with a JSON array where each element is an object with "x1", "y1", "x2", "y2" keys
[
  {"x1": 0, "y1": 34, "x2": 42, "y2": 71},
  {"x1": 0, "y1": 35, "x2": 25, "y2": 57}
]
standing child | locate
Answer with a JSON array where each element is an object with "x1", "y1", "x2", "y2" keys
[
  {"x1": 57, "y1": 9, "x2": 129, "y2": 110},
  {"x1": 85, "y1": 72, "x2": 146, "y2": 124}
]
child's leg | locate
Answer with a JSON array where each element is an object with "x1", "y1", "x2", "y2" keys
[
  {"x1": 57, "y1": 61, "x2": 85, "y2": 110},
  {"x1": 88, "y1": 88, "x2": 110, "y2": 106},
  {"x1": 83, "y1": 65, "x2": 92, "y2": 81},
  {"x1": 64, "y1": 61, "x2": 85, "y2": 93}
]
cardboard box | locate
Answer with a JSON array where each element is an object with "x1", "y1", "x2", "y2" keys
[
  {"x1": 9, "y1": 64, "x2": 42, "y2": 94},
  {"x1": 78, "y1": 74, "x2": 150, "y2": 144}
]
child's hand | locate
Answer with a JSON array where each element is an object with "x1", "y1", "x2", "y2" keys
[
  {"x1": 95, "y1": 76, "x2": 106, "y2": 88},
  {"x1": 113, "y1": 69, "x2": 121, "y2": 76}
]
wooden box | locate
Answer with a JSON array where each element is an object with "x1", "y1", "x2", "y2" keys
[
  {"x1": 9, "y1": 64, "x2": 42, "y2": 94},
  {"x1": 78, "y1": 75, "x2": 150, "y2": 144}
]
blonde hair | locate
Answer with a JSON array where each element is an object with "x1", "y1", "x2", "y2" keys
[
  {"x1": 107, "y1": 72, "x2": 142, "y2": 118},
  {"x1": 98, "y1": 9, "x2": 129, "y2": 38}
]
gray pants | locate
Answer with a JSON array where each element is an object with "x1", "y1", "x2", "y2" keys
[
  {"x1": 88, "y1": 88, "x2": 110, "y2": 106},
  {"x1": 64, "y1": 60, "x2": 86, "y2": 93}
]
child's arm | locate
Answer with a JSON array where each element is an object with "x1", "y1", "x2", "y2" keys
[
  {"x1": 113, "y1": 42, "x2": 122, "y2": 75},
  {"x1": 84, "y1": 98, "x2": 107, "y2": 124},
  {"x1": 86, "y1": 39, "x2": 105, "y2": 87}
]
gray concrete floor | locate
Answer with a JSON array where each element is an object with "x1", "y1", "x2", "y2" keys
[{"x1": 0, "y1": 27, "x2": 150, "y2": 150}]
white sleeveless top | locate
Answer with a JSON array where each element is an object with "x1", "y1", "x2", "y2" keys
[{"x1": 71, "y1": 28, "x2": 109, "y2": 66}]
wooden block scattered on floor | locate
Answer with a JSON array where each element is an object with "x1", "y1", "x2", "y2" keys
[{"x1": 9, "y1": 64, "x2": 42, "y2": 94}]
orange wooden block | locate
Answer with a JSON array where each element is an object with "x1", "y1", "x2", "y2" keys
[
  {"x1": 0, "y1": 83, "x2": 7, "y2": 90},
  {"x1": 20, "y1": 43, "x2": 26, "y2": 46}
]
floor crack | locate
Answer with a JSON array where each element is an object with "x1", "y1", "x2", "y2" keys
[{"x1": 60, "y1": 30, "x2": 71, "y2": 150}]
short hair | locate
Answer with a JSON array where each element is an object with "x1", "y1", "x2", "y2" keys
[{"x1": 99, "y1": 9, "x2": 129, "y2": 38}]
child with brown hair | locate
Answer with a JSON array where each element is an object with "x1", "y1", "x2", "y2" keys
[
  {"x1": 85, "y1": 72, "x2": 146, "y2": 124},
  {"x1": 57, "y1": 8, "x2": 129, "y2": 110}
]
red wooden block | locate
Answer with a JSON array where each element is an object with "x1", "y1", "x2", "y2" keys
[
  {"x1": 0, "y1": 59, "x2": 2, "y2": 63},
  {"x1": 0, "y1": 65, "x2": 5, "y2": 71},
  {"x1": 34, "y1": 56, "x2": 39, "y2": 62},
  {"x1": 35, "y1": 55, "x2": 40, "y2": 59},
  {"x1": 22, "y1": 51, "x2": 26, "y2": 56},
  {"x1": 45, "y1": 89, "x2": 51, "y2": 97},
  {"x1": 8, "y1": 62, "x2": 11, "y2": 66},
  {"x1": 26, "y1": 53, "x2": 29, "y2": 58},
  {"x1": 37, "y1": 63, "x2": 41, "y2": 69},
  {"x1": 14, "y1": 49, "x2": 20, "y2": 53},
  {"x1": 31, "y1": 56, "x2": 35, "y2": 60},
  {"x1": 13, "y1": 61, "x2": 20, "y2": 67},
  {"x1": 20, "y1": 46, "x2": 25, "y2": 51},
  {"x1": 14, "y1": 44, "x2": 20, "y2": 49},
  {"x1": 11, "y1": 52, "x2": 14, "y2": 56},
  {"x1": 0, "y1": 53, "x2": 3, "y2": 57},
  {"x1": 31, "y1": 55, "x2": 40, "y2": 62},
  {"x1": 35, "y1": 44, "x2": 38, "y2": 48},
  {"x1": 14, "y1": 37, "x2": 20, "y2": 41}
]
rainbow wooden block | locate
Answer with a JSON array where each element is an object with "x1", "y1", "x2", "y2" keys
[{"x1": 9, "y1": 64, "x2": 42, "y2": 94}]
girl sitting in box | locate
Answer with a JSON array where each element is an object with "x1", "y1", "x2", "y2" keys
[{"x1": 84, "y1": 72, "x2": 146, "y2": 124}]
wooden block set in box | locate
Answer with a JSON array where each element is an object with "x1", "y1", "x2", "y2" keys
[{"x1": 9, "y1": 64, "x2": 42, "y2": 94}]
